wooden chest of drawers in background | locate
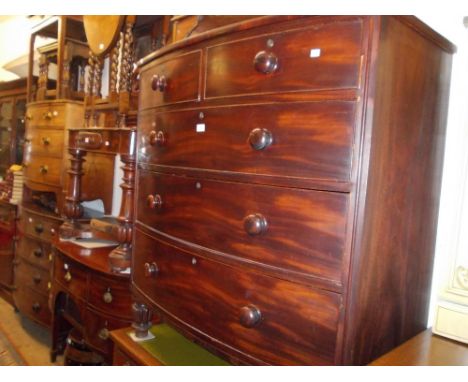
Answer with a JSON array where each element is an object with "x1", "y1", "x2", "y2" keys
[{"x1": 132, "y1": 16, "x2": 455, "y2": 365}]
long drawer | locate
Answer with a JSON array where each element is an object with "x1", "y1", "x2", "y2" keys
[
  {"x1": 15, "y1": 258, "x2": 51, "y2": 294},
  {"x1": 14, "y1": 284, "x2": 51, "y2": 327},
  {"x1": 23, "y1": 155, "x2": 63, "y2": 186},
  {"x1": 138, "y1": 101, "x2": 355, "y2": 182},
  {"x1": 205, "y1": 18, "x2": 364, "y2": 98},
  {"x1": 26, "y1": 103, "x2": 67, "y2": 128},
  {"x1": 18, "y1": 208, "x2": 61, "y2": 242},
  {"x1": 53, "y1": 253, "x2": 88, "y2": 302},
  {"x1": 16, "y1": 235, "x2": 52, "y2": 270},
  {"x1": 136, "y1": 170, "x2": 348, "y2": 286},
  {"x1": 24, "y1": 128, "x2": 65, "y2": 158},
  {"x1": 139, "y1": 50, "x2": 202, "y2": 110},
  {"x1": 132, "y1": 230, "x2": 341, "y2": 365}
]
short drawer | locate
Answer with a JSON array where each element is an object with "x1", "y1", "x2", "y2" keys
[
  {"x1": 14, "y1": 284, "x2": 51, "y2": 327},
  {"x1": 84, "y1": 308, "x2": 131, "y2": 357},
  {"x1": 26, "y1": 103, "x2": 66, "y2": 128},
  {"x1": 16, "y1": 235, "x2": 52, "y2": 270},
  {"x1": 23, "y1": 155, "x2": 63, "y2": 186},
  {"x1": 53, "y1": 254, "x2": 88, "y2": 301},
  {"x1": 18, "y1": 209, "x2": 61, "y2": 242},
  {"x1": 133, "y1": 231, "x2": 341, "y2": 365},
  {"x1": 136, "y1": 171, "x2": 348, "y2": 286},
  {"x1": 138, "y1": 101, "x2": 355, "y2": 182},
  {"x1": 205, "y1": 19, "x2": 363, "y2": 98},
  {"x1": 88, "y1": 274, "x2": 132, "y2": 319},
  {"x1": 139, "y1": 50, "x2": 201, "y2": 110},
  {"x1": 24, "y1": 128, "x2": 64, "y2": 158},
  {"x1": 15, "y1": 258, "x2": 51, "y2": 294}
]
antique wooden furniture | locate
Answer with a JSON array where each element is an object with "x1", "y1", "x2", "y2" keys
[
  {"x1": 370, "y1": 329, "x2": 468, "y2": 366},
  {"x1": 0, "y1": 200, "x2": 18, "y2": 306},
  {"x1": 13, "y1": 17, "x2": 87, "y2": 327},
  {"x1": 131, "y1": 16, "x2": 455, "y2": 365},
  {"x1": 110, "y1": 324, "x2": 230, "y2": 366},
  {"x1": 0, "y1": 78, "x2": 28, "y2": 177}
]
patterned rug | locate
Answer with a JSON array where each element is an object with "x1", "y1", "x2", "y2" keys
[{"x1": 0, "y1": 321, "x2": 26, "y2": 366}]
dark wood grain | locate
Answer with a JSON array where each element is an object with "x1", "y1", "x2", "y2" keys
[
  {"x1": 136, "y1": 170, "x2": 349, "y2": 288},
  {"x1": 139, "y1": 50, "x2": 201, "y2": 110},
  {"x1": 342, "y1": 16, "x2": 454, "y2": 365},
  {"x1": 205, "y1": 19, "x2": 363, "y2": 99},
  {"x1": 132, "y1": 229, "x2": 341, "y2": 365},
  {"x1": 138, "y1": 101, "x2": 356, "y2": 182}
]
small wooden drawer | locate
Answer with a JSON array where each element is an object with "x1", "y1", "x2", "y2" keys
[
  {"x1": 139, "y1": 50, "x2": 202, "y2": 110},
  {"x1": 53, "y1": 254, "x2": 88, "y2": 301},
  {"x1": 205, "y1": 19, "x2": 363, "y2": 98},
  {"x1": 138, "y1": 101, "x2": 355, "y2": 182},
  {"x1": 24, "y1": 128, "x2": 64, "y2": 158},
  {"x1": 18, "y1": 209, "x2": 61, "y2": 242},
  {"x1": 14, "y1": 284, "x2": 51, "y2": 327},
  {"x1": 133, "y1": 231, "x2": 341, "y2": 365},
  {"x1": 16, "y1": 236, "x2": 52, "y2": 270},
  {"x1": 136, "y1": 170, "x2": 348, "y2": 286},
  {"x1": 88, "y1": 274, "x2": 132, "y2": 319},
  {"x1": 15, "y1": 258, "x2": 51, "y2": 294},
  {"x1": 26, "y1": 103, "x2": 66, "y2": 128},
  {"x1": 84, "y1": 308, "x2": 130, "y2": 356},
  {"x1": 23, "y1": 155, "x2": 63, "y2": 186}
]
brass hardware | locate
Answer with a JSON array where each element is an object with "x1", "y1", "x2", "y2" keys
[
  {"x1": 146, "y1": 194, "x2": 163, "y2": 210},
  {"x1": 243, "y1": 213, "x2": 268, "y2": 236},
  {"x1": 50, "y1": 228, "x2": 56, "y2": 236},
  {"x1": 48, "y1": 253, "x2": 53, "y2": 262},
  {"x1": 98, "y1": 328, "x2": 109, "y2": 340},
  {"x1": 39, "y1": 165, "x2": 48, "y2": 174},
  {"x1": 254, "y1": 50, "x2": 279, "y2": 74},
  {"x1": 103, "y1": 288, "x2": 113, "y2": 304},
  {"x1": 64, "y1": 271, "x2": 72, "y2": 282},
  {"x1": 144, "y1": 262, "x2": 159, "y2": 278},
  {"x1": 149, "y1": 130, "x2": 166, "y2": 146},
  {"x1": 43, "y1": 111, "x2": 53, "y2": 120},
  {"x1": 47, "y1": 282, "x2": 51, "y2": 291},
  {"x1": 151, "y1": 74, "x2": 167, "y2": 92},
  {"x1": 248, "y1": 128, "x2": 273, "y2": 151},
  {"x1": 239, "y1": 305, "x2": 262, "y2": 328}
]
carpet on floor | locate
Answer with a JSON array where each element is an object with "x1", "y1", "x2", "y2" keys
[{"x1": 0, "y1": 320, "x2": 27, "y2": 366}]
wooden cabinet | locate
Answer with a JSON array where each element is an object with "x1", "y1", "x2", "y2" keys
[{"x1": 132, "y1": 16, "x2": 455, "y2": 365}]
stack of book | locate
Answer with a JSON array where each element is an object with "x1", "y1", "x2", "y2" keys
[{"x1": 9, "y1": 166, "x2": 24, "y2": 205}]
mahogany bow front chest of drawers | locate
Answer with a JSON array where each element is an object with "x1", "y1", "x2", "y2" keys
[{"x1": 131, "y1": 16, "x2": 455, "y2": 365}]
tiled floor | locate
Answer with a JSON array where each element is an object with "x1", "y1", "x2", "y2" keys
[{"x1": 0, "y1": 298, "x2": 63, "y2": 366}]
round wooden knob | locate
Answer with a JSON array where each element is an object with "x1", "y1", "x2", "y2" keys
[
  {"x1": 253, "y1": 50, "x2": 279, "y2": 74},
  {"x1": 33, "y1": 248, "x2": 42, "y2": 258},
  {"x1": 42, "y1": 137, "x2": 50, "y2": 145},
  {"x1": 144, "y1": 262, "x2": 159, "y2": 278},
  {"x1": 243, "y1": 213, "x2": 268, "y2": 235},
  {"x1": 151, "y1": 74, "x2": 167, "y2": 92},
  {"x1": 149, "y1": 130, "x2": 166, "y2": 146},
  {"x1": 33, "y1": 274, "x2": 41, "y2": 284},
  {"x1": 103, "y1": 288, "x2": 113, "y2": 304},
  {"x1": 34, "y1": 224, "x2": 44, "y2": 234},
  {"x1": 44, "y1": 111, "x2": 53, "y2": 120},
  {"x1": 64, "y1": 271, "x2": 72, "y2": 283},
  {"x1": 146, "y1": 194, "x2": 163, "y2": 210},
  {"x1": 248, "y1": 128, "x2": 273, "y2": 150},
  {"x1": 240, "y1": 305, "x2": 262, "y2": 328},
  {"x1": 39, "y1": 165, "x2": 48, "y2": 174},
  {"x1": 32, "y1": 302, "x2": 41, "y2": 313}
]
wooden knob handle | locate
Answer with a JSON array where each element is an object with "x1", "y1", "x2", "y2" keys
[
  {"x1": 149, "y1": 130, "x2": 166, "y2": 146},
  {"x1": 33, "y1": 274, "x2": 41, "y2": 284},
  {"x1": 144, "y1": 262, "x2": 159, "y2": 278},
  {"x1": 26, "y1": 114, "x2": 32, "y2": 121},
  {"x1": 34, "y1": 224, "x2": 44, "y2": 234},
  {"x1": 32, "y1": 302, "x2": 41, "y2": 313},
  {"x1": 98, "y1": 328, "x2": 109, "y2": 341},
  {"x1": 43, "y1": 111, "x2": 52, "y2": 120},
  {"x1": 64, "y1": 271, "x2": 72, "y2": 283},
  {"x1": 146, "y1": 194, "x2": 163, "y2": 210},
  {"x1": 253, "y1": 50, "x2": 279, "y2": 74},
  {"x1": 151, "y1": 74, "x2": 167, "y2": 92},
  {"x1": 103, "y1": 288, "x2": 113, "y2": 304},
  {"x1": 39, "y1": 165, "x2": 48, "y2": 174},
  {"x1": 243, "y1": 213, "x2": 268, "y2": 235},
  {"x1": 41, "y1": 137, "x2": 50, "y2": 145},
  {"x1": 33, "y1": 248, "x2": 43, "y2": 258},
  {"x1": 248, "y1": 128, "x2": 273, "y2": 150},
  {"x1": 240, "y1": 305, "x2": 262, "y2": 328}
]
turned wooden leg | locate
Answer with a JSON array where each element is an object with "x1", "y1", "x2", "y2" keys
[
  {"x1": 59, "y1": 148, "x2": 86, "y2": 239},
  {"x1": 109, "y1": 151, "x2": 135, "y2": 272}
]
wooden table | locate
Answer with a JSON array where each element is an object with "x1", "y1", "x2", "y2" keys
[{"x1": 370, "y1": 329, "x2": 468, "y2": 365}]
